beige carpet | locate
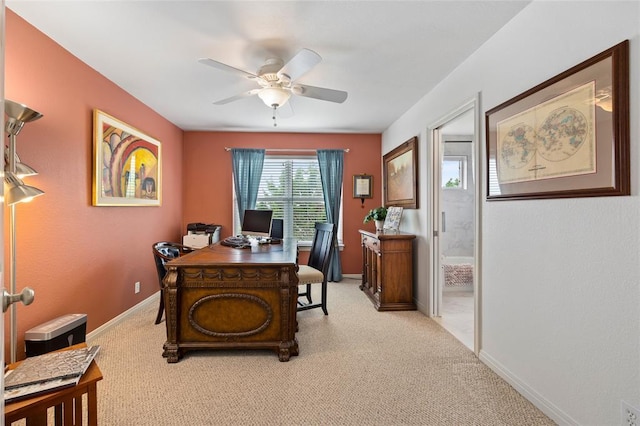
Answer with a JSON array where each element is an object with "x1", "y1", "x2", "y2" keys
[{"x1": 88, "y1": 278, "x2": 554, "y2": 425}]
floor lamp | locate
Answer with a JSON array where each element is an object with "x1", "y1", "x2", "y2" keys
[{"x1": 3, "y1": 99, "x2": 43, "y2": 363}]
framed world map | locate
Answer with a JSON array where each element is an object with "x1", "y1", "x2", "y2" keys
[{"x1": 485, "y1": 40, "x2": 629, "y2": 201}]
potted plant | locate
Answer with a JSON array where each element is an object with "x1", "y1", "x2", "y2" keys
[{"x1": 363, "y1": 206, "x2": 387, "y2": 231}]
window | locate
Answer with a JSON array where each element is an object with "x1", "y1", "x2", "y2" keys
[
  {"x1": 442, "y1": 155, "x2": 468, "y2": 189},
  {"x1": 488, "y1": 157, "x2": 501, "y2": 196},
  {"x1": 234, "y1": 155, "x2": 341, "y2": 246}
]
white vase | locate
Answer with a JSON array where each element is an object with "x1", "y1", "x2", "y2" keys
[{"x1": 375, "y1": 220, "x2": 384, "y2": 231}]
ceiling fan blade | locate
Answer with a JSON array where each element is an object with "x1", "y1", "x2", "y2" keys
[
  {"x1": 198, "y1": 58, "x2": 258, "y2": 80},
  {"x1": 213, "y1": 89, "x2": 262, "y2": 105},
  {"x1": 277, "y1": 48, "x2": 322, "y2": 82},
  {"x1": 294, "y1": 84, "x2": 348, "y2": 103}
]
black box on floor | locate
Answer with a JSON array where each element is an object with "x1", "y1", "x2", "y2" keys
[{"x1": 24, "y1": 313, "x2": 87, "y2": 357}]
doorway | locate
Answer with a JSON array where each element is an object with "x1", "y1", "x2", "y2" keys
[{"x1": 429, "y1": 97, "x2": 481, "y2": 354}]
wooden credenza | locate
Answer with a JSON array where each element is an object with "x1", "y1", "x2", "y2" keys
[{"x1": 359, "y1": 230, "x2": 416, "y2": 311}]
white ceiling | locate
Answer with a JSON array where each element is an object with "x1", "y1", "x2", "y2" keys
[{"x1": 7, "y1": 1, "x2": 530, "y2": 134}]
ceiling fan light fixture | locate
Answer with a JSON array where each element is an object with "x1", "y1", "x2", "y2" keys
[{"x1": 258, "y1": 87, "x2": 291, "y2": 108}]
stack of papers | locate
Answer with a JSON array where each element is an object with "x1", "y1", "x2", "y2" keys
[{"x1": 4, "y1": 345, "x2": 100, "y2": 402}]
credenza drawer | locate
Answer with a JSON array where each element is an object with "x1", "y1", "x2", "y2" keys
[{"x1": 362, "y1": 235, "x2": 380, "y2": 253}]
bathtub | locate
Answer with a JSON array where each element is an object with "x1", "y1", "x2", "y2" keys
[{"x1": 442, "y1": 256, "x2": 474, "y2": 289}]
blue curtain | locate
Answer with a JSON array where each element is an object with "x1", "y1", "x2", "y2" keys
[
  {"x1": 317, "y1": 149, "x2": 343, "y2": 282},
  {"x1": 231, "y1": 149, "x2": 265, "y2": 224}
]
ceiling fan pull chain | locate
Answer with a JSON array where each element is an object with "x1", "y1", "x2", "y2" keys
[{"x1": 272, "y1": 105, "x2": 278, "y2": 127}]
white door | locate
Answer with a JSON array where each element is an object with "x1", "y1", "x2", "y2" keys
[{"x1": 429, "y1": 97, "x2": 481, "y2": 355}]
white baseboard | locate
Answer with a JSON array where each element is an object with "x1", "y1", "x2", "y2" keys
[
  {"x1": 87, "y1": 292, "x2": 159, "y2": 342},
  {"x1": 340, "y1": 274, "x2": 361, "y2": 280},
  {"x1": 479, "y1": 350, "x2": 576, "y2": 425}
]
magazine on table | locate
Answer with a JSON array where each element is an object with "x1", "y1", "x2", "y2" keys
[{"x1": 4, "y1": 345, "x2": 100, "y2": 402}]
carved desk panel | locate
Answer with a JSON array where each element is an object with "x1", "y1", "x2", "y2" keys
[{"x1": 163, "y1": 240, "x2": 299, "y2": 362}]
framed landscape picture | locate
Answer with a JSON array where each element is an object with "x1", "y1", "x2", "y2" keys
[
  {"x1": 486, "y1": 40, "x2": 629, "y2": 200},
  {"x1": 383, "y1": 136, "x2": 418, "y2": 208},
  {"x1": 93, "y1": 110, "x2": 162, "y2": 206}
]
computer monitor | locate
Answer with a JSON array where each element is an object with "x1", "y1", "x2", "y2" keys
[{"x1": 241, "y1": 209, "x2": 273, "y2": 238}]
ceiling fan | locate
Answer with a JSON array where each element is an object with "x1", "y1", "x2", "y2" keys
[{"x1": 198, "y1": 48, "x2": 348, "y2": 126}]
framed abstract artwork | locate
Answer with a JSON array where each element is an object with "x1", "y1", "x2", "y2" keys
[
  {"x1": 486, "y1": 40, "x2": 629, "y2": 201},
  {"x1": 92, "y1": 110, "x2": 161, "y2": 206},
  {"x1": 383, "y1": 136, "x2": 418, "y2": 209}
]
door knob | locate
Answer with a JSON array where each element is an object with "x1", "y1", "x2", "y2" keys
[{"x1": 2, "y1": 287, "x2": 35, "y2": 313}]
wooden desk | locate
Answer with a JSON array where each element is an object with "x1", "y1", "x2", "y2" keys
[
  {"x1": 5, "y1": 344, "x2": 103, "y2": 426},
  {"x1": 163, "y1": 239, "x2": 299, "y2": 362}
]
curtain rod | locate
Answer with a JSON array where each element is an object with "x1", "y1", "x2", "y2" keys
[{"x1": 225, "y1": 147, "x2": 349, "y2": 153}]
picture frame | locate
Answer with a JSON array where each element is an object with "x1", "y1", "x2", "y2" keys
[
  {"x1": 383, "y1": 206, "x2": 403, "y2": 230},
  {"x1": 92, "y1": 109, "x2": 162, "y2": 206},
  {"x1": 383, "y1": 136, "x2": 418, "y2": 209},
  {"x1": 486, "y1": 40, "x2": 629, "y2": 201},
  {"x1": 353, "y1": 174, "x2": 373, "y2": 199}
]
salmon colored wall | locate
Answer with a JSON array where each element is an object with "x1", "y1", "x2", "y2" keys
[
  {"x1": 182, "y1": 132, "x2": 382, "y2": 274},
  {"x1": 4, "y1": 11, "x2": 184, "y2": 359},
  {"x1": 4, "y1": 10, "x2": 383, "y2": 360}
]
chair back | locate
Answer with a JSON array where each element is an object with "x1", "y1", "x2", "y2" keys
[
  {"x1": 152, "y1": 242, "x2": 184, "y2": 284},
  {"x1": 307, "y1": 222, "x2": 335, "y2": 276},
  {"x1": 270, "y1": 219, "x2": 284, "y2": 240}
]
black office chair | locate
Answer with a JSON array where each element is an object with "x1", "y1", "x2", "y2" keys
[
  {"x1": 271, "y1": 218, "x2": 284, "y2": 241},
  {"x1": 297, "y1": 222, "x2": 335, "y2": 315},
  {"x1": 152, "y1": 241, "x2": 189, "y2": 324}
]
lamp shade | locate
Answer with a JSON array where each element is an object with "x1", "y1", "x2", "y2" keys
[
  {"x1": 258, "y1": 88, "x2": 291, "y2": 108},
  {"x1": 5, "y1": 100, "x2": 43, "y2": 136},
  {"x1": 5, "y1": 149, "x2": 38, "y2": 177},
  {"x1": 4, "y1": 172, "x2": 44, "y2": 205},
  {"x1": 15, "y1": 161, "x2": 38, "y2": 178}
]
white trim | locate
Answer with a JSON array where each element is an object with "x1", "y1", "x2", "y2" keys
[
  {"x1": 340, "y1": 274, "x2": 361, "y2": 280},
  {"x1": 86, "y1": 292, "x2": 158, "y2": 342},
  {"x1": 479, "y1": 350, "x2": 576, "y2": 425},
  {"x1": 426, "y1": 94, "x2": 482, "y2": 356}
]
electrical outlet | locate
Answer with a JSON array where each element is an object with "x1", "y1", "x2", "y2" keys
[
  {"x1": 134, "y1": 281, "x2": 141, "y2": 294},
  {"x1": 622, "y1": 401, "x2": 640, "y2": 426}
]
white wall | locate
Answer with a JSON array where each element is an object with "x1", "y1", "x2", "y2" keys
[
  {"x1": 383, "y1": 1, "x2": 640, "y2": 424},
  {"x1": 441, "y1": 141, "x2": 475, "y2": 258}
]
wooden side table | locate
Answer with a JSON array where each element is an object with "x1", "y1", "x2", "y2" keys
[{"x1": 4, "y1": 344, "x2": 103, "y2": 426}]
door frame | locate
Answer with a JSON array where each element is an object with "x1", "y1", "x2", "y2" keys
[
  {"x1": 427, "y1": 94, "x2": 482, "y2": 355},
  {"x1": 2, "y1": 0, "x2": 7, "y2": 409}
]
